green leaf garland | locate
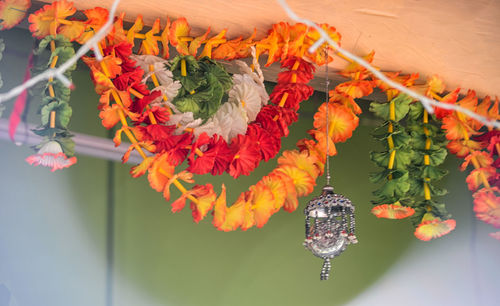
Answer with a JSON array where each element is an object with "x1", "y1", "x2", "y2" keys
[
  {"x1": 31, "y1": 35, "x2": 76, "y2": 157},
  {"x1": 369, "y1": 94, "x2": 415, "y2": 206},
  {"x1": 406, "y1": 102, "x2": 452, "y2": 224}
]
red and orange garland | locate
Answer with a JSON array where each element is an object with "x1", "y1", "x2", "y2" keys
[{"x1": 20, "y1": 0, "x2": 499, "y2": 237}]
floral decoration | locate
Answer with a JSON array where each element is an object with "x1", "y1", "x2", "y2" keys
[
  {"x1": 27, "y1": 1, "x2": 79, "y2": 169},
  {"x1": 17, "y1": 1, "x2": 499, "y2": 237}
]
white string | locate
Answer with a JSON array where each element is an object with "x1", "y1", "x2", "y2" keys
[
  {"x1": 277, "y1": 0, "x2": 500, "y2": 129},
  {"x1": 0, "y1": 0, "x2": 121, "y2": 104}
]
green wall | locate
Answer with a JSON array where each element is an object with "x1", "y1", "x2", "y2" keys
[{"x1": 1, "y1": 27, "x2": 499, "y2": 306}]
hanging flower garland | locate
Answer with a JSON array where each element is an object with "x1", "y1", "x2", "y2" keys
[
  {"x1": 25, "y1": 0, "x2": 84, "y2": 170},
  {"x1": 436, "y1": 89, "x2": 500, "y2": 239},
  {"x1": 19, "y1": 0, "x2": 499, "y2": 236}
]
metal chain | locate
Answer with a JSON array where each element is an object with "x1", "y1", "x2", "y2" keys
[{"x1": 325, "y1": 49, "x2": 331, "y2": 185}]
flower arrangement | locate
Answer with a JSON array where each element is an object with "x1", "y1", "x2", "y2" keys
[{"x1": 14, "y1": 0, "x2": 499, "y2": 237}]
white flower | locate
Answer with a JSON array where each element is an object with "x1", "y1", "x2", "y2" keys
[
  {"x1": 152, "y1": 81, "x2": 182, "y2": 102},
  {"x1": 165, "y1": 112, "x2": 202, "y2": 134},
  {"x1": 25, "y1": 141, "x2": 77, "y2": 171},
  {"x1": 131, "y1": 54, "x2": 168, "y2": 74},
  {"x1": 228, "y1": 80, "x2": 261, "y2": 122},
  {"x1": 233, "y1": 61, "x2": 269, "y2": 106},
  {"x1": 194, "y1": 119, "x2": 220, "y2": 139},
  {"x1": 213, "y1": 102, "x2": 248, "y2": 142}
]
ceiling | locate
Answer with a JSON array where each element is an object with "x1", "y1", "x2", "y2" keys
[{"x1": 37, "y1": 0, "x2": 500, "y2": 97}]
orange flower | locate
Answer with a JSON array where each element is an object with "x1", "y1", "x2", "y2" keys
[
  {"x1": 77, "y1": 6, "x2": 109, "y2": 44},
  {"x1": 313, "y1": 102, "x2": 359, "y2": 143},
  {"x1": 188, "y1": 27, "x2": 210, "y2": 56},
  {"x1": 335, "y1": 80, "x2": 374, "y2": 99},
  {"x1": 473, "y1": 187, "x2": 500, "y2": 227},
  {"x1": 169, "y1": 17, "x2": 191, "y2": 55},
  {"x1": 466, "y1": 167, "x2": 497, "y2": 191},
  {"x1": 446, "y1": 139, "x2": 483, "y2": 158},
  {"x1": 147, "y1": 153, "x2": 175, "y2": 192},
  {"x1": 259, "y1": 174, "x2": 287, "y2": 212},
  {"x1": 275, "y1": 165, "x2": 315, "y2": 197},
  {"x1": 212, "y1": 29, "x2": 256, "y2": 60},
  {"x1": 460, "y1": 151, "x2": 493, "y2": 171},
  {"x1": 126, "y1": 15, "x2": 144, "y2": 47},
  {"x1": 190, "y1": 184, "x2": 217, "y2": 223},
  {"x1": 199, "y1": 29, "x2": 227, "y2": 58},
  {"x1": 271, "y1": 171, "x2": 298, "y2": 213},
  {"x1": 250, "y1": 183, "x2": 275, "y2": 228},
  {"x1": 414, "y1": 213, "x2": 456, "y2": 241},
  {"x1": 278, "y1": 150, "x2": 321, "y2": 180},
  {"x1": 371, "y1": 203, "x2": 415, "y2": 219},
  {"x1": 139, "y1": 18, "x2": 161, "y2": 55},
  {"x1": 304, "y1": 23, "x2": 341, "y2": 65},
  {"x1": 0, "y1": 0, "x2": 31, "y2": 30},
  {"x1": 28, "y1": 0, "x2": 84, "y2": 40},
  {"x1": 338, "y1": 51, "x2": 375, "y2": 80}
]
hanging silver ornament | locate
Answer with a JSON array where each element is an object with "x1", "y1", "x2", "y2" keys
[
  {"x1": 303, "y1": 49, "x2": 358, "y2": 281},
  {"x1": 303, "y1": 185, "x2": 357, "y2": 280}
]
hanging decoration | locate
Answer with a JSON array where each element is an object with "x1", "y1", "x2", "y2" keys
[
  {"x1": 0, "y1": 0, "x2": 493, "y2": 238},
  {"x1": 25, "y1": 0, "x2": 83, "y2": 170},
  {"x1": 304, "y1": 54, "x2": 357, "y2": 281}
]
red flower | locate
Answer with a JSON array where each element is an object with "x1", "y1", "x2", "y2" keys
[
  {"x1": 113, "y1": 69, "x2": 144, "y2": 91},
  {"x1": 269, "y1": 83, "x2": 314, "y2": 110},
  {"x1": 187, "y1": 133, "x2": 234, "y2": 175},
  {"x1": 277, "y1": 70, "x2": 313, "y2": 84},
  {"x1": 228, "y1": 134, "x2": 261, "y2": 178},
  {"x1": 281, "y1": 56, "x2": 316, "y2": 75},
  {"x1": 255, "y1": 105, "x2": 292, "y2": 137},
  {"x1": 247, "y1": 124, "x2": 281, "y2": 161},
  {"x1": 136, "y1": 106, "x2": 170, "y2": 125},
  {"x1": 131, "y1": 90, "x2": 162, "y2": 114},
  {"x1": 103, "y1": 41, "x2": 137, "y2": 73},
  {"x1": 433, "y1": 88, "x2": 460, "y2": 119}
]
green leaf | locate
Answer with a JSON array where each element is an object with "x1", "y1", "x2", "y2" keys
[
  {"x1": 369, "y1": 94, "x2": 412, "y2": 121},
  {"x1": 373, "y1": 128, "x2": 412, "y2": 148},
  {"x1": 41, "y1": 101, "x2": 72, "y2": 129},
  {"x1": 409, "y1": 132, "x2": 447, "y2": 151},
  {"x1": 413, "y1": 148, "x2": 448, "y2": 166},
  {"x1": 200, "y1": 57, "x2": 233, "y2": 92},
  {"x1": 173, "y1": 95, "x2": 201, "y2": 115},
  {"x1": 421, "y1": 165, "x2": 448, "y2": 181},
  {"x1": 51, "y1": 46, "x2": 77, "y2": 72},
  {"x1": 171, "y1": 55, "x2": 205, "y2": 92},
  {"x1": 57, "y1": 136, "x2": 75, "y2": 157},
  {"x1": 32, "y1": 127, "x2": 67, "y2": 137},
  {"x1": 35, "y1": 35, "x2": 72, "y2": 55},
  {"x1": 408, "y1": 102, "x2": 424, "y2": 121},
  {"x1": 372, "y1": 170, "x2": 411, "y2": 204},
  {"x1": 370, "y1": 147, "x2": 414, "y2": 170}
]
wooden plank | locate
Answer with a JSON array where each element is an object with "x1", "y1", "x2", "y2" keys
[{"x1": 35, "y1": 0, "x2": 500, "y2": 96}]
